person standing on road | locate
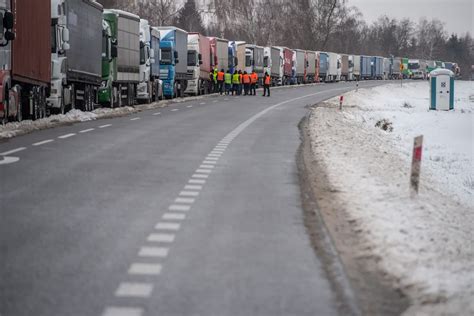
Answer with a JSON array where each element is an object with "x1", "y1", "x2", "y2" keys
[
  {"x1": 263, "y1": 72, "x2": 271, "y2": 97},
  {"x1": 211, "y1": 68, "x2": 218, "y2": 93},
  {"x1": 217, "y1": 69, "x2": 225, "y2": 95},
  {"x1": 224, "y1": 70, "x2": 232, "y2": 95},
  {"x1": 238, "y1": 70, "x2": 243, "y2": 95},
  {"x1": 243, "y1": 71, "x2": 251, "y2": 96},
  {"x1": 250, "y1": 71, "x2": 258, "y2": 95},
  {"x1": 232, "y1": 70, "x2": 240, "y2": 96}
]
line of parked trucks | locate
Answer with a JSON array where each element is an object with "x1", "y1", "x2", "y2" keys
[{"x1": 0, "y1": 0, "x2": 461, "y2": 123}]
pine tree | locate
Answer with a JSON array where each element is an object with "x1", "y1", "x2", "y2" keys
[{"x1": 174, "y1": 0, "x2": 206, "y2": 33}]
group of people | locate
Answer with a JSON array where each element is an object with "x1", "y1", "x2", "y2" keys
[{"x1": 210, "y1": 69, "x2": 271, "y2": 97}]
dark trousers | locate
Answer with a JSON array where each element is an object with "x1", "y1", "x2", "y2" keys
[
  {"x1": 250, "y1": 83, "x2": 256, "y2": 95},
  {"x1": 263, "y1": 84, "x2": 270, "y2": 96},
  {"x1": 225, "y1": 83, "x2": 231, "y2": 95},
  {"x1": 238, "y1": 84, "x2": 243, "y2": 95},
  {"x1": 217, "y1": 81, "x2": 224, "y2": 94},
  {"x1": 232, "y1": 84, "x2": 239, "y2": 95},
  {"x1": 244, "y1": 84, "x2": 250, "y2": 95}
]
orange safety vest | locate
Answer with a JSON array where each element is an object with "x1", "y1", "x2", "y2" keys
[
  {"x1": 251, "y1": 73, "x2": 258, "y2": 84},
  {"x1": 243, "y1": 74, "x2": 251, "y2": 84},
  {"x1": 217, "y1": 71, "x2": 225, "y2": 81},
  {"x1": 239, "y1": 74, "x2": 243, "y2": 83},
  {"x1": 264, "y1": 75, "x2": 271, "y2": 85}
]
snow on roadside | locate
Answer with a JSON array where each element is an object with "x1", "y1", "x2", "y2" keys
[{"x1": 308, "y1": 81, "x2": 474, "y2": 315}]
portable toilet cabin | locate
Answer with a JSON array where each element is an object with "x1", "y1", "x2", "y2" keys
[{"x1": 430, "y1": 69, "x2": 454, "y2": 110}]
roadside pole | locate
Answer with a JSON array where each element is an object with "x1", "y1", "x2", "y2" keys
[
  {"x1": 400, "y1": 64, "x2": 404, "y2": 87},
  {"x1": 339, "y1": 96, "x2": 344, "y2": 110},
  {"x1": 410, "y1": 135, "x2": 423, "y2": 195}
]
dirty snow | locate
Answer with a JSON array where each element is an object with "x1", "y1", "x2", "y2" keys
[{"x1": 309, "y1": 81, "x2": 473, "y2": 315}]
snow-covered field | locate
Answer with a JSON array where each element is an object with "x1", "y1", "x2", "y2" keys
[{"x1": 309, "y1": 81, "x2": 473, "y2": 315}]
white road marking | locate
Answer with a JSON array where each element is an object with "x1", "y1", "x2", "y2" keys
[
  {"x1": 215, "y1": 145, "x2": 227, "y2": 148},
  {"x1": 130, "y1": 117, "x2": 140, "y2": 121},
  {"x1": 32, "y1": 139, "x2": 54, "y2": 146},
  {"x1": 192, "y1": 174, "x2": 209, "y2": 179},
  {"x1": 205, "y1": 156, "x2": 219, "y2": 161},
  {"x1": 171, "y1": 109, "x2": 179, "y2": 112},
  {"x1": 184, "y1": 184, "x2": 202, "y2": 190},
  {"x1": 147, "y1": 233, "x2": 175, "y2": 242},
  {"x1": 115, "y1": 282, "x2": 154, "y2": 298},
  {"x1": 187, "y1": 105, "x2": 193, "y2": 108},
  {"x1": 199, "y1": 164, "x2": 214, "y2": 169},
  {"x1": 58, "y1": 133, "x2": 76, "y2": 139},
  {"x1": 0, "y1": 156, "x2": 20, "y2": 165},
  {"x1": 163, "y1": 213, "x2": 186, "y2": 220},
  {"x1": 99, "y1": 124, "x2": 112, "y2": 128},
  {"x1": 155, "y1": 222, "x2": 181, "y2": 231},
  {"x1": 179, "y1": 190, "x2": 200, "y2": 197},
  {"x1": 188, "y1": 179, "x2": 206, "y2": 184},
  {"x1": 175, "y1": 197, "x2": 195, "y2": 204},
  {"x1": 102, "y1": 307, "x2": 143, "y2": 316},
  {"x1": 79, "y1": 128, "x2": 95, "y2": 133},
  {"x1": 196, "y1": 169, "x2": 212, "y2": 174},
  {"x1": 203, "y1": 160, "x2": 217, "y2": 165},
  {"x1": 211, "y1": 151, "x2": 225, "y2": 155},
  {"x1": 207, "y1": 153, "x2": 221, "y2": 157},
  {"x1": 0, "y1": 147, "x2": 26, "y2": 156},
  {"x1": 224, "y1": 98, "x2": 229, "y2": 101},
  {"x1": 169, "y1": 204, "x2": 191, "y2": 211},
  {"x1": 152, "y1": 112, "x2": 161, "y2": 116},
  {"x1": 138, "y1": 246, "x2": 169, "y2": 258},
  {"x1": 128, "y1": 263, "x2": 162, "y2": 275},
  {"x1": 200, "y1": 102, "x2": 206, "y2": 105}
]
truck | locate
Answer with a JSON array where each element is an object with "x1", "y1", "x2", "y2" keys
[
  {"x1": 294, "y1": 49, "x2": 305, "y2": 84},
  {"x1": 347, "y1": 55, "x2": 354, "y2": 81},
  {"x1": 185, "y1": 32, "x2": 211, "y2": 95},
  {"x1": 383, "y1": 57, "x2": 391, "y2": 80},
  {"x1": 318, "y1": 52, "x2": 328, "y2": 82},
  {"x1": 371, "y1": 56, "x2": 383, "y2": 79},
  {"x1": 391, "y1": 57, "x2": 401, "y2": 79},
  {"x1": 233, "y1": 41, "x2": 246, "y2": 73},
  {"x1": 269, "y1": 46, "x2": 282, "y2": 85},
  {"x1": 208, "y1": 37, "x2": 229, "y2": 73},
  {"x1": 1, "y1": 0, "x2": 51, "y2": 122},
  {"x1": 401, "y1": 57, "x2": 410, "y2": 78},
  {"x1": 156, "y1": 26, "x2": 188, "y2": 99},
  {"x1": 326, "y1": 52, "x2": 340, "y2": 82},
  {"x1": 245, "y1": 44, "x2": 264, "y2": 84},
  {"x1": 306, "y1": 51, "x2": 317, "y2": 83},
  {"x1": 263, "y1": 46, "x2": 272, "y2": 78},
  {"x1": 274, "y1": 47, "x2": 293, "y2": 85},
  {"x1": 228, "y1": 41, "x2": 238, "y2": 74},
  {"x1": 136, "y1": 20, "x2": 162, "y2": 103},
  {"x1": 352, "y1": 55, "x2": 361, "y2": 81},
  {"x1": 99, "y1": 9, "x2": 140, "y2": 107},
  {"x1": 48, "y1": 0, "x2": 103, "y2": 114},
  {"x1": 360, "y1": 56, "x2": 372, "y2": 79},
  {"x1": 341, "y1": 54, "x2": 349, "y2": 81},
  {"x1": 408, "y1": 59, "x2": 424, "y2": 79}
]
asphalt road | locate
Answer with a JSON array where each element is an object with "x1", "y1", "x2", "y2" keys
[{"x1": 0, "y1": 81, "x2": 382, "y2": 316}]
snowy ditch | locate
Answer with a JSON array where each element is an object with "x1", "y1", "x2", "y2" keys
[{"x1": 307, "y1": 81, "x2": 473, "y2": 315}]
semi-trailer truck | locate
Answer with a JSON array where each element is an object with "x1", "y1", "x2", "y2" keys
[
  {"x1": 245, "y1": 44, "x2": 264, "y2": 84},
  {"x1": 137, "y1": 20, "x2": 162, "y2": 103},
  {"x1": 360, "y1": 56, "x2": 372, "y2": 79},
  {"x1": 372, "y1": 56, "x2": 383, "y2": 79},
  {"x1": 352, "y1": 55, "x2": 361, "y2": 81},
  {"x1": 48, "y1": 0, "x2": 103, "y2": 114},
  {"x1": 228, "y1": 41, "x2": 238, "y2": 74},
  {"x1": 319, "y1": 52, "x2": 328, "y2": 82},
  {"x1": 269, "y1": 46, "x2": 282, "y2": 85},
  {"x1": 99, "y1": 9, "x2": 140, "y2": 107},
  {"x1": 306, "y1": 51, "x2": 316, "y2": 83},
  {"x1": 341, "y1": 54, "x2": 349, "y2": 81},
  {"x1": 294, "y1": 49, "x2": 305, "y2": 84},
  {"x1": 157, "y1": 26, "x2": 188, "y2": 99},
  {"x1": 208, "y1": 37, "x2": 228, "y2": 73},
  {"x1": 185, "y1": 32, "x2": 211, "y2": 95},
  {"x1": 326, "y1": 52, "x2": 340, "y2": 82},
  {"x1": 0, "y1": 0, "x2": 51, "y2": 122}
]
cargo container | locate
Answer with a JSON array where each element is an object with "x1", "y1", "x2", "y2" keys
[
  {"x1": 391, "y1": 57, "x2": 401, "y2": 79},
  {"x1": 136, "y1": 22, "x2": 162, "y2": 103},
  {"x1": 0, "y1": 0, "x2": 51, "y2": 121},
  {"x1": 99, "y1": 9, "x2": 140, "y2": 106},
  {"x1": 347, "y1": 55, "x2": 354, "y2": 81},
  {"x1": 48, "y1": 0, "x2": 103, "y2": 114},
  {"x1": 319, "y1": 52, "x2": 328, "y2": 81},
  {"x1": 326, "y1": 52, "x2": 340, "y2": 82},
  {"x1": 263, "y1": 46, "x2": 271, "y2": 78},
  {"x1": 156, "y1": 26, "x2": 188, "y2": 99},
  {"x1": 283, "y1": 48, "x2": 293, "y2": 85},
  {"x1": 315, "y1": 52, "x2": 320, "y2": 82},
  {"x1": 244, "y1": 44, "x2": 264, "y2": 84},
  {"x1": 185, "y1": 32, "x2": 211, "y2": 95},
  {"x1": 306, "y1": 51, "x2": 316, "y2": 83},
  {"x1": 228, "y1": 41, "x2": 238, "y2": 74},
  {"x1": 234, "y1": 41, "x2": 246, "y2": 73},
  {"x1": 208, "y1": 37, "x2": 229, "y2": 73},
  {"x1": 270, "y1": 46, "x2": 282, "y2": 85},
  {"x1": 341, "y1": 54, "x2": 349, "y2": 81},
  {"x1": 353, "y1": 55, "x2": 361, "y2": 80},
  {"x1": 360, "y1": 56, "x2": 372, "y2": 79},
  {"x1": 294, "y1": 49, "x2": 305, "y2": 83},
  {"x1": 371, "y1": 56, "x2": 383, "y2": 79},
  {"x1": 383, "y1": 57, "x2": 391, "y2": 80}
]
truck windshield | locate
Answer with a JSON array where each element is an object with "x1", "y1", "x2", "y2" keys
[
  {"x1": 188, "y1": 50, "x2": 197, "y2": 66},
  {"x1": 408, "y1": 63, "x2": 420, "y2": 70},
  {"x1": 140, "y1": 42, "x2": 146, "y2": 65},
  {"x1": 51, "y1": 25, "x2": 57, "y2": 53},
  {"x1": 245, "y1": 56, "x2": 252, "y2": 67},
  {"x1": 161, "y1": 48, "x2": 172, "y2": 65},
  {"x1": 263, "y1": 57, "x2": 269, "y2": 67}
]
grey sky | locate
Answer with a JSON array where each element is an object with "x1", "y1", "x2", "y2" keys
[{"x1": 348, "y1": 0, "x2": 473, "y2": 36}]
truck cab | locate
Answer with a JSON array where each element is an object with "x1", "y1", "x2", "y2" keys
[
  {"x1": 408, "y1": 59, "x2": 424, "y2": 79},
  {"x1": 137, "y1": 19, "x2": 161, "y2": 103},
  {"x1": 99, "y1": 17, "x2": 117, "y2": 106},
  {"x1": 159, "y1": 37, "x2": 177, "y2": 98},
  {"x1": 228, "y1": 41, "x2": 237, "y2": 74}
]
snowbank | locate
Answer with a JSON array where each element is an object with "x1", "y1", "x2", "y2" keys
[{"x1": 308, "y1": 81, "x2": 474, "y2": 315}]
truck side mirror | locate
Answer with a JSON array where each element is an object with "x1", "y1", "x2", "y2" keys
[
  {"x1": 174, "y1": 51, "x2": 178, "y2": 59},
  {"x1": 62, "y1": 28, "x2": 70, "y2": 42},
  {"x1": 235, "y1": 57, "x2": 238, "y2": 66},
  {"x1": 3, "y1": 11, "x2": 14, "y2": 30},
  {"x1": 111, "y1": 45, "x2": 118, "y2": 58},
  {"x1": 198, "y1": 53, "x2": 202, "y2": 61}
]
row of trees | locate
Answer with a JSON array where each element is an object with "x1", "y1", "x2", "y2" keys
[{"x1": 97, "y1": 0, "x2": 473, "y2": 79}]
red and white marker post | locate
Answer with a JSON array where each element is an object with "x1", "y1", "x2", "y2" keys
[
  {"x1": 339, "y1": 95, "x2": 344, "y2": 110},
  {"x1": 410, "y1": 135, "x2": 423, "y2": 195}
]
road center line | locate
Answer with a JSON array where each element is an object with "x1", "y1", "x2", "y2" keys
[
  {"x1": 162, "y1": 213, "x2": 186, "y2": 220},
  {"x1": 99, "y1": 124, "x2": 112, "y2": 128},
  {"x1": 102, "y1": 306, "x2": 143, "y2": 316},
  {"x1": 169, "y1": 204, "x2": 191, "y2": 211},
  {"x1": 79, "y1": 128, "x2": 95, "y2": 133},
  {"x1": 128, "y1": 263, "x2": 162, "y2": 275},
  {"x1": 32, "y1": 139, "x2": 54, "y2": 146},
  {"x1": 138, "y1": 246, "x2": 169, "y2": 258},
  {"x1": 115, "y1": 282, "x2": 154, "y2": 298},
  {"x1": 147, "y1": 233, "x2": 175, "y2": 243},
  {"x1": 155, "y1": 222, "x2": 181, "y2": 231},
  {"x1": 58, "y1": 133, "x2": 76, "y2": 139},
  {"x1": 130, "y1": 117, "x2": 141, "y2": 121}
]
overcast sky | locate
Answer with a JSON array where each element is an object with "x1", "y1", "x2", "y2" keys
[{"x1": 348, "y1": 0, "x2": 473, "y2": 36}]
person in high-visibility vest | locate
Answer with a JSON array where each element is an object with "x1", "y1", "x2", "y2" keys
[
  {"x1": 224, "y1": 70, "x2": 232, "y2": 95},
  {"x1": 217, "y1": 69, "x2": 225, "y2": 95},
  {"x1": 242, "y1": 71, "x2": 251, "y2": 95},
  {"x1": 211, "y1": 68, "x2": 218, "y2": 93},
  {"x1": 232, "y1": 71, "x2": 240, "y2": 96},
  {"x1": 238, "y1": 70, "x2": 243, "y2": 95},
  {"x1": 263, "y1": 72, "x2": 271, "y2": 97},
  {"x1": 250, "y1": 71, "x2": 258, "y2": 96}
]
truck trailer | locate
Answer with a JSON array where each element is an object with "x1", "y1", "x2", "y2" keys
[
  {"x1": 245, "y1": 44, "x2": 264, "y2": 84},
  {"x1": 186, "y1": 32, "x2": 211, "y2": 95},
  {"x1": 0, "y1": 0, "x2": 51, "y2": 122},
  {"x1": 233, "y1": 41, "x2": 246, "y2": 73},
  {"x1": 208, "y1": 37, "x2": 228, "y2": 73},
  {"x1": 228, "y1": 41, "x2": 238, "y2": 74},
  {"x1": 360, "y1": 56, "x2": 372, "y2": 79},
  {"x1": 269, "y1": 46, "x2": 282, "y2": 85},
  {"x1": 48, "y1": 0, "x2": 103, "y2": 114},
  {"x1": 306, "y1": 51, "x2": 316, "y2": 83},
  {"x1": 341, "y1": 54, "x2": 349, "y2": 81},
  {"x1": 371, "y1": 56, "x2": 383, "y2": 79},
  {"x1": 318, "y1": 52, "x2": 328, "y2": 82},
  {"x1": 99, "y1": 9, "x2": 140, "y2": 107},
  {"x1": 352, "y1": 55, "x2": 361, "y2": 81},
  {"x1": 391, "y1": 57, "x2": 401, "y2": 79},
  {"x1": 326, "y1": 52, "x2": 340, "y2": 82},
  {"x1": 157, "y1": 26, "x2": 188, "y2": 99},
  {"x1": 294, "y1": 49, "x2": 305, "y2": 84}
]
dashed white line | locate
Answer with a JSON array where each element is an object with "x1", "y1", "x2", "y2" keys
[
  {"x1": 155, "y1": 222, "x2": 181, "y2": 231},
  {"x1": 138, "y1": 246, "x2": 169, "y2": 258},
  {"x1": 169, "y1": 204, "x2": 191, "y2": 212},
  {"x1": 196, "y1": 169, "x2": 212, "y2": 174},
  {"x1": 115, "y1": 282, "x2": 154, "y2": 298},
  {"x1": 192, "y1": 174, "x2": 209, "y2": 179},
  {"x1": 152, "y1": 112, "x2": 161, "y2": 116},
  {"x1": 179, "y1": 190, "x2": 200, "y2": 197},
  {"x1": 171, "y1": 109, "x2": 179, "y2": 112},
  {"x1": 128, "y1": 263, "x2": 162, "y2": 275},
  {"x1": 175, "y1": 197, "x2": 195, "y2": 204},
  {"x1": 184, "y1": 184, "x2": 202, "y2": 190},
  {"x1": 147, "y1": 233, "x2": 175, "y2": 243},
  {"x1": 200, "y1": 102, "x2": 206, "y2": 105},
  {"x1": 187, "y1": 105, "x2": 193, "y2": 108},
  {"x1": 205, "y1": 157, "x2": 219, "y2": 161},
  {"x1": 79, "y1": 128, "x2": 95, "y2": 133},
  {"x1": 130, "y1": 117, "x2": 141, "y2": 121},
  {"x1": 32, "y1": 139, "x2": 54, "y2": 146},
  {"x1": 99, "y1": 124, "x2": 112, "y2": 128},
  {"x1": 102, "y1": 306, "x2": 143, "y2": 316},
  {"x1": 199, "y1": 164, "x2": 214, "y2": 169},
  {"x1": 188, "y1": 179, "x2": 206, "y2": 184},
  {"x1": 58, "y1": 133, "x2": 76, "y2": 139},
  {"x1": 203, "y1": 160, "x2": 217, "y2": 165},
  {"x1": 162, "y1": 213, "x2": 186, "y2": 220},
  {"x1": 208, "y1": 153, "x2": 221, "y2": 157}
]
